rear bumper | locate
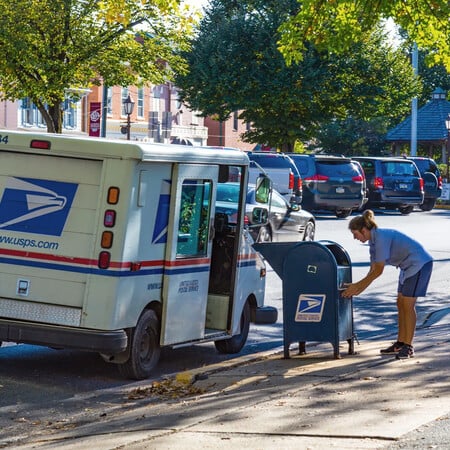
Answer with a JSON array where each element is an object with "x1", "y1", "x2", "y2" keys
[{"x1": 0, "y1": 318, "x2": 128, "y2": 354}]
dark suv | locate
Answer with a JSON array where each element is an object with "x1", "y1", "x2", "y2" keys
[
  {"x1": 353, "y1": 156, "x2": 424, "y2": 214},
  {"x1": 287, "y1": 154, "x2": 367, "y2": 218},
  {"x1": 247, "y1": 152, "x2": 302, "y2": 204},
  {"x1": 406, "y1": 157, "x2": 442, "y2": 211}
]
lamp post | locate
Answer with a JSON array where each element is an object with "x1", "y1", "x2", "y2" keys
[
  {"x1": 123, "y1": 94, "x2": 135, "y2": 140},
  {"x1": 445, "y1": 114, "x2": 450, "y2": 181}
]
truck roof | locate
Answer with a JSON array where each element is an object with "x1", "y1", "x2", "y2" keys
[{"x1": 1, "y1": 131, "x2": 250, "y2": 165}]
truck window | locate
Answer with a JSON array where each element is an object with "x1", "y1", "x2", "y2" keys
[{"x1": 177, "y1": 179, "x2": 212, "y2": 257}]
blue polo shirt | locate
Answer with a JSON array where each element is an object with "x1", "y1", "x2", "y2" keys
[{"x1": 369, "y1": 228, "x2": 433, "y2": 283}]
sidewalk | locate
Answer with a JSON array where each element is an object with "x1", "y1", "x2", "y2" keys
[{"x1": 11, "y1": 312, "x2": 450, "y2": 450}]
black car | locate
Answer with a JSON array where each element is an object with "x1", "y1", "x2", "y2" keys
[
  {"x1": 287, "y1": 154, "x2": 367, "y2": 218},
  {"x1": 353, "y1": 156, "x2": 424, "y2": 214},
  {"x1": 406, "y1": 156, "x2": 442, "y2": 211},
  {"x1": 215, "y1": 182, "x2": 315, "y2": 243}
]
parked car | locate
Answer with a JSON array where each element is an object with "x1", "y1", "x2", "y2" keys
[
  {"x1": 215, "y1": 182, "x2": 315, "y2": 243},
  {"x1": 406, "y1": 156, "x2": 442, "y2": 211},
  {"x1": 286, "y1": 154, "x2": 367, "y2": 218},
  {"x1": 247, "y1": 152, "x2": 302, "y2": 204},
  {"x1": 353, "y1": 156, "x2": 424, "y2": 214}
]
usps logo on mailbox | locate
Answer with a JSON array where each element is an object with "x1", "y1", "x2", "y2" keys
[{"x1": 295, "y1": 294, "x2": 326, "y2": 322}]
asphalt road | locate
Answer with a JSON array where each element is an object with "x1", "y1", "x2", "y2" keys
[{"x1": 1, "y1": 207, "x2": 449, "y2": 448}]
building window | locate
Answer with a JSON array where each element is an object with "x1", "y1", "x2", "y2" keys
[
  {"x1": 233, "y1": 111, "x2": 238, "y2": 131},
  {"x1": 107, "y1": 87, "x2": 113, "y2": 115},
  {"x1": 19, "y1": 97, "x2": 77, "y2": 130},
  {"x1": 121, "y1": 87, "x2": 129, "y2": 116},
  {"x1": 137, "y1": 88, "x2": 144, "y2": 118}
]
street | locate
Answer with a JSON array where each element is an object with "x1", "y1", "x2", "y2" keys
[{"x1": 1, "y1": 208, "x2": 449, "y2": 447}]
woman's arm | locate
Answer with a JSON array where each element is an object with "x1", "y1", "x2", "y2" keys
[{"x1": 341, "y1": 261, "x2": 385, "y2": 297}]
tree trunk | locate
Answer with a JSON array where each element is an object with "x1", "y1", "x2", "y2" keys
[{"x1": 37, "y1": 102, "x2": 63, "y2": 133}]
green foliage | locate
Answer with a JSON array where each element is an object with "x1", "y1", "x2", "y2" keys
[
  {"x1": 175, "y1": 0, "x2": 419, "y2": 150},
  {"x1": 278, "y1": 0, "x2": 450, "y2": 71},
  {"x1": 0, "y1": 0, "x2": 196, "y2": 132}
]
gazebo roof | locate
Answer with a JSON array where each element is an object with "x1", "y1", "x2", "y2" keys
[{"x1": 386, "y1": 88, "x2": 450, "y2": 143}]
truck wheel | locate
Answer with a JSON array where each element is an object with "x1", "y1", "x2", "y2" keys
[
  {"x1": 420, "y1": 198, "x2": 436, "y2": 211},
  {"x1": 399, "y1": 205, "x2": 414, "y2": 215},
  {"x1": 117, "y1": 309, "x2": 161, "y2": 380},
  {"x1": 335, "y1": 209, "x2": 352, "y2": 218},
  {"x1": 214, "y1": 301, "x2": 250, "y2": 354}
]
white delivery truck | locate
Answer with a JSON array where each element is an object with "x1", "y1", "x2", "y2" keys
[{"x1": 0, "y1": 131, "x2": 276, "y2": 379}]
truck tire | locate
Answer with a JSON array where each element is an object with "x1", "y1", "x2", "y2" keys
[
  {"x1": 118, "y1": 309, "x2": 161, "y2": 380},
  {"x1": 420, "y1": 198, "x2": 436, "y2": 211},
  {"x1": 214, "y1": 301, "x2": 250, "y2": 354},
  {"x1": 399, "y1": 205, "x2": 414, "y2": 215}
]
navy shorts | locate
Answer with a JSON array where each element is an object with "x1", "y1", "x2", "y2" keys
[{"x1": 398, "y1": 261, "x2": 433, "y2": 297}]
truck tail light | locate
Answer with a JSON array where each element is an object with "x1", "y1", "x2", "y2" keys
[
  {"x1": 437, "y1": 175, "x2": 443, "y2": 189},
  {"x1": 352, "y1": 175, "x2": 364, "y2": 182},
  {"x1": 104, "y1": 210, "x2": 116, "y2": 227},
  {"x1": 98, "y1": 251, "x2": 111, "y2": 269},
  {"x1": 30, "y1": 139, "x2": 51, "y2": 150},
  {"x1": 374, "y1": 177, "x2": 384, "y2": 189},
  {"x1": 107, "y1": 187, "x2": 120, "y2": 204},
  {"x1": 419, "y1": 177, "x2": 424, "y2": 192},
  {"x1": 289, "y1": 172, "x2": 294, "y2": 189},
  {"x1": 101, "y1": 231, "x2": 113, "y2": 248},
  {"x1": 297, "y1": 177, "x2": 302, "y2": 191}
]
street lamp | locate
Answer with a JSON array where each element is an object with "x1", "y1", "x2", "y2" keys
[
  {"x1": 445, "y1": 114, "x2": 450, "y2": 181},
  {"x1": 123, "y1": 94, "x2": 135, "y2": 140}
]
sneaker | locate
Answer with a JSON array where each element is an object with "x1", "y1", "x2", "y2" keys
[
  {"x1": 380, "y1": 341, "x2": 404, "y2": 354},
  {"x1": 396, "y1": 344, "x2": 414, "y2": 360}
]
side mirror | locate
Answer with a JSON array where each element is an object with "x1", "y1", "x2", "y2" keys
[
  {"x1": 255, "y1": 175, "x2": 271, "y2": 204},
  {"x1": 252, "y1": 207, "x2": 269, "y2": 225},
  {"x1": 290, "y1": 203, "x2": 300, "y2": 211}
]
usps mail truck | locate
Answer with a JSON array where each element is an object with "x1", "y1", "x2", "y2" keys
[{"x1": 0, "y1": 131, "x2": 276, "y2": 379}]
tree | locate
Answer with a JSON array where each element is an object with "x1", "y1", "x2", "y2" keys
[
  {"x1": 278, "y1": 0, "x2": 450, "y2": 70},
  {"x1": 175, "y1": 0, "x2": 419, "y2": 151},
  {"x1": 0, "y1": 0, "x2": 196, "y2": 133}
]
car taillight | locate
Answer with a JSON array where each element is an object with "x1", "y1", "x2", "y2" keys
[
  {"x1": 298, "y1": 178, "x2": 302, "y2": 190},
  {"x1": 305, "y1": 174, "x2": 329, "y2": 182},
  {"x1": 244, "y1": 215, "x2": 249, "y2": 225},
  {"x1": 437, "y1": 176, "x2": 443, "y2": 189},
  {"x1": 289, "y1": 172, "x2": 294, "y2": 189},
  {"x1": 374, "y1": 177, "x2": 384, "y2": 189},
  {"x1": 419, "y1": 177, "x2": 424, "y2": 192},
  {"x1": 352, "y1": 175, "x2": 364, "y2": 182}
]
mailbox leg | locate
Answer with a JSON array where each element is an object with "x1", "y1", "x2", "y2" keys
[
  {"x1": 284, "y1": 342, "x2": 291, "y2": 359},
  {"x1": 298, "y1": 341, "x2": 306, "y2": 355}
]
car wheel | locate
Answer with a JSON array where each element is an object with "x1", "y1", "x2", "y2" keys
[
  {"x1": 257, "y1": 226, "x2": 272, "y2": 242},
  {"x1": 303, "y1": 221, "x2": 315, "y2": 241},
  {"x1": 214, "y1": 301, "x2": 250, "y2": 354},
  {"x1": 420, "y1": 198, "x2": 436, "y2": 211},
  {"x1": 335, "y1": 209, "x2": 352, "y2": 219},
  {"x1": 399, "y1": 205, "x2": 414, "y2": 215},
  {"x1": 117, "y1": 309, "x2": 161, "y2": 380}
]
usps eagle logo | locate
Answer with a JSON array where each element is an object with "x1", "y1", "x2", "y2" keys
[{"x1": 0, "y1": 177, "x2": 78, "y2": 236}]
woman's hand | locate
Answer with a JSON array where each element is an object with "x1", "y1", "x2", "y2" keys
[{"x1": 342, "y1": 282, "x2": 362, "y2": 298}]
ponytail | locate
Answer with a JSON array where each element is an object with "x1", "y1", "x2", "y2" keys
[{"x1": 348, "y1": 209, "x2": 378, "y2": 231}]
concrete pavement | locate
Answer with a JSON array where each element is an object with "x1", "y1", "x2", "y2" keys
[{"x1": 8, "y1": 310, "x2": 450, "y2": 450}]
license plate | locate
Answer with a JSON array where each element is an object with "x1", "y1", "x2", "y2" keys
[
  {"x1": 336, "y1": 187, "x2": 345, "y2": 194},
  {"x1": 399, "y1": 183, "x2": 408, "y2": 189}
]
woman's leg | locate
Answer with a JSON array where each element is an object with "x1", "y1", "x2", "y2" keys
[{"x1": 397, "y1": 293, "x2": 417, "y2": 345}]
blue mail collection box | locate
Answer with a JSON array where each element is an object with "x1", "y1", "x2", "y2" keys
[{"x1": 253, "y1": 240, "x2": 355, "y2": 359}]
